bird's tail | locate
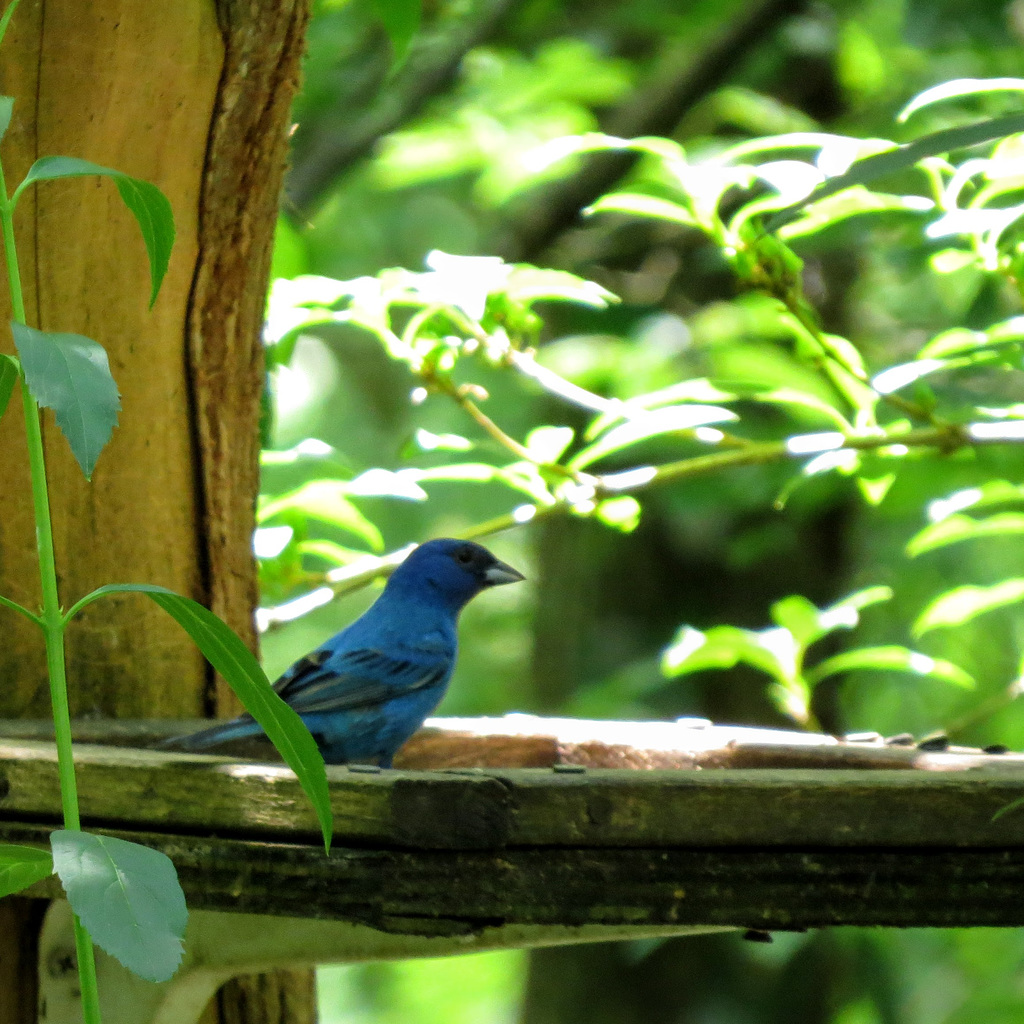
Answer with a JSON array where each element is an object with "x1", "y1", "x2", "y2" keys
[{"x1": 156, "y1": 716, "x2": 265, "y2": 754}]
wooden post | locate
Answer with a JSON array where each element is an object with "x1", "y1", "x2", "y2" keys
[{"x1": 0, "y1": 1, "x2": 311, "y2": 1020}]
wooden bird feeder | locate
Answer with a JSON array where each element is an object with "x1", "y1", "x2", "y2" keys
[{"x1": 2, "y1": 714, "x2": 1024, "y2": 1024}]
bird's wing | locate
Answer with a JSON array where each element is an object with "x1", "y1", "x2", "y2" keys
[{"x1": 272, "y1": 645, "x2": 450, "y2": 715}]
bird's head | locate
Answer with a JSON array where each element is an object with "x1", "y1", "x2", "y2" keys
[{"x1": 386, "y1": 538, "x2": 525, "y2": 613}]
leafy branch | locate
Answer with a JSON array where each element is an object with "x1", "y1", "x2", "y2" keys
[{"x1": 261, "y1": 81, "x2": 1024, "y2": 735}]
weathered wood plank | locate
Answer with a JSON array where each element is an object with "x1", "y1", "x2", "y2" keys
[
  {"x1": 2, "y1": 739, "x2": 1024, "y2": 850},
  {"x1": 5, "y1": 818, "x2": 1024, "y2": 930}
]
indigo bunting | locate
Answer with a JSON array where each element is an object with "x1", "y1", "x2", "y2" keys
[{"x1": 162, "y1": 538, "x2": 524, "y2": 767}]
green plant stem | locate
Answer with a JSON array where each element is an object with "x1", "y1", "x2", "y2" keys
[{"x1": 0, "y1": 154, "x2": 104, "y2": 1024}]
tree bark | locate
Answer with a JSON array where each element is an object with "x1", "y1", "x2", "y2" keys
[{"x1": 0, "y1": 0, "x2": 311, "y2": 1020}]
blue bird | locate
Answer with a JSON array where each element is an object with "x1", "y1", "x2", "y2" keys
[{"x1": 162, "y1": 538, "x2": 524, "y2": 767}]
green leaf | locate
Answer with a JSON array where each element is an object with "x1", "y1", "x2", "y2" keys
[
  {"x1": 50, "y1": 831, "x2": 185, "y2": 983},
  {"x1": 111, "y1": 176, "x2": 176, "y2": 307},
  {"x1": 13, "y1": 156, "x2": 174, "y2": 306},
  {"x1": 827, "y1": 585, "x2": 894, "y2": 616},
  {"x1": 779, "y1": 187, "x2": 933, "y2": 240},
  {"x1": 502, "y1": 266, "x2": 617, "y2": 308},
  {"x1": 807, "y1": 645, "x2": 975, "y2": 688},
  {"x1": 768, "y1": 114, "x2": 1024, "y2": 230},
  {"x1": 0, "y1": 352, "x2": 18, "y2": 423},
  {"x1": 913, "y1": 579, "x2": 1024, "y2": 636},
  {"x1": 65, "y1": 584, "x2": 333, "y2": 851},
  {"x1": 918, "y1": 316, "x2": 1024, "y2": 358},
  {"x1": 529, "y1": 132, "x2": 687, "y2": 172},
  {"x1": 871, "y1": 358, "x2": 950, "y2": 394},
  {"x1": 0, "y1": 0, "x2": 20, "y2": 53},
  {"x1": 595, "y1": 496, "x2": 641, "y2": 532},
  {"x1": 0, "y1": 95, "x2": 13, "y2": 145},
  {"x1": 368, "y1": 0, "x2": 420, "y2": 67},
  {"x1": 857, "y1": 472, "x2": 896, "y2": 506},
  {"x1": 569, "y1": 405, "x2": 738, "y2": 470},
  {"x1": 258, "y1": 480, "x2": 386, "y2": 550},
  {"x1": 720, "y1": 131, "x2": 891, "y2": 165},
  {"x1": 662, "y1": 622, "x2": 809, "y2": 722},
  {"x1": 413, "y1": 428, "x2": 473, "y2": 452},
  {"x1": 907, "y1": 512, "x2": 1024, "y2": 557},
  {"x1": 0, "y1": 843, "x2": 53, "y2": 898},
  {"x1": 770, "y1": 594, "x2": 825, "y2": 647},
  {"x1": 662, "y1": 624, "x2": 793, "y2": 682},
  {"x1": 899, "y1": 78, "x2": 1024, "y2": 122},
  {"x1": 525, "y1": 425, "x2": 575, "y2": 463},
  {"x1": 925, "y1": 481, "x2": 1024, "y2": 521},
  {"x1": 586, "y1": 192, "x2": 697, "y2": 226},
  {"x1": 296, "y1": 538, "x2": 369, "y2": 567},
  {"x1": 746, "y1": 386, "x2": 853, "y2": 430},
  {"x1": 11, "y1": 323, "x2": 120, "y2": 479}
]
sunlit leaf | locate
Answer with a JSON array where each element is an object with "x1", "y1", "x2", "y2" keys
[
  {"x1": 413, "y1": 428, "x2": 473, "y2": 452},
  {"x1": 720, "y1": 132, "x2": 892, "y2": 167},
  {"x1": 907, "y1": 512, "x2": 1024, "y2": 557},
  {"x1": 13, "y1": 156, "x2": 174, "y2": 306},
  {"x1": 345, "y1": 468, "x2": 428, "y2": 501},
  {"x1": 12, "y1": 324, "x2": 120, "y2": 479},
  {"x1": 918, "y1": 316, "x2": 1024, "y2": 358},
  {"x1": 412, "y1": 462, "x2": 502, "y2": 484},
  {"x1": 525, "y1": 425, "x2": 575, "y2": 463},
  {"x1": 828, "y1": 585, "x2": 894, "y2": 615},
  {"x1": 930, "y1": 248, "x2": 977, "y2": 274},
  {"x1": 767, "y1": 586, "x2": 891, "y2": 649},
  {"x1": 857, "y1": 473, "x2": 896, "y2": 506},
  {"x1": 258, "y1": 481, "x2": 386, "y2": 550},
  {"x1": 806, "y1": 645, "x2": 974, "y2": 688},
  {"x1": 769, "y1": 595, "x2": 824, "y2": 647},
  {"x1": 872, "y1": 358, "x2": 949, "y2": 394},
  {"x1": 780, "y1": 187, "x2": 933, "y2": 240},
  {"x1": 595, "y1": 496, "x2": 641, "y2": 532},
  {"x1": 584, "y1": 379, "x2": 737, "y2": 438},
  {"x1": 0, "y1": 844, "x2": 53, "y2": 898},
  {"x1": 496, "y1": 462, "x2": 558, "y2": 504},
  {"x1": 746, "y1": 387, "x2": 853, "y2": 430},
  {"x1": 913, "y1": 579, "x2": 1024, "y2": 636},
  {"x1": 662, "y1": 624, "x2": 794, "y2": 684},
  {"x1": 503, "y1": 266, "x2": 617, "y2": 308},
  {"x1": 662, "y1": 622, "x2": 809, "y2": 722},
  {"x1": 51, "y1": 831, "x2": 185, "y2": 983},
  {"x1": 65, "y1": 584, "x2": 333, "y2": 850},
  {"x1": 586, "y1": 192, "x2": 697, "y2": 226},
  {"x1": 569, "y1": 404, "x2": 738, "y2": 469},
  {"x1": 526, "y1": 132, "x2": 687, "y2": 174},
  {"x1": 297, "y1": 539, "x2": 369, "y2": 567},
  {"x1": 253, "y1": 525, "x2": 294, "y2": 560},
  {"x1": 925, "y1": 482, "x2": 1024, "y2": 523},
  {"x1": 899, "y1": 78, "x2": 1024, "y2": 122},
  {"x1": 768, "y1": 114, "x2": 1024, "y2": 230}
]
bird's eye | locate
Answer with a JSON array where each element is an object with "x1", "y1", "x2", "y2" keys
[{"x1": 454, "y1": 546, "x2": 475, "y2": 565}]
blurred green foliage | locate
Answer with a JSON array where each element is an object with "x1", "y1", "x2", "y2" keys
[{"x1": 266, "y1": 0, "x2": 1024, "y2": 1022}]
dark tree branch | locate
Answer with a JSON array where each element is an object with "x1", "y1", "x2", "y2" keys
[
  {"x1": 492, "y1": 0, "x2": 809, "y2": 262},
  {"x1": 286, "y1": 0, "x2": 517, "y2": 215}
]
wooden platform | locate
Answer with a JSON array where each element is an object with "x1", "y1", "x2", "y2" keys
[{"x1": 3, "y1": 715, "x2": 1024, "y2": 931}]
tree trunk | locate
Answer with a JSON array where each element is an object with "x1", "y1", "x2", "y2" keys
[{"x1": 0, "y1": 1, "x2": 312, "y2": 1021}]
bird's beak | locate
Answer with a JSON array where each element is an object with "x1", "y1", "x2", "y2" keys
[{"x1": 484, "y1": 559, "x2": 525, "y2": 586}]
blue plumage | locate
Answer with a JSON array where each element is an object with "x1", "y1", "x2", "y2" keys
[{"x1": 163, "y1": 538, "x2": 524, "y2": 767}]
